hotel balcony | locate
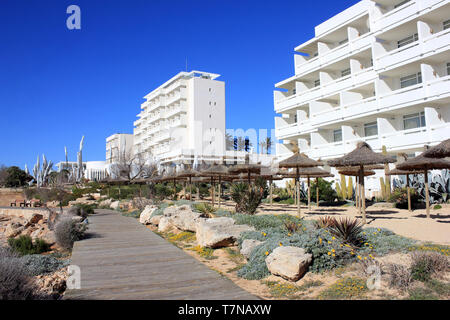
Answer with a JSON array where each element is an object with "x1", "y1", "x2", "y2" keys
[
  {"x1": 165, "y1": 88, "x2": 187, "y2": 107},
  {"x1": 371, "y1": 0, "x2": 447, "y2": 33},
  {"x1": 375, "y1": 25, "x2": 450, "y2": 72},
  {"x1": 275, "y1": 68, "x2": 377, "y2": 113}
]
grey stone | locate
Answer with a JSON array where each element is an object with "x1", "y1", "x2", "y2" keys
[{"x1": 265, "y1": 246, "x2": 312, "y2": 281}]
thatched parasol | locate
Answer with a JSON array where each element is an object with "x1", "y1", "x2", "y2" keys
[
  {"x1": 176, "y1": 169, "x2": 200, "y2": 202},
  {"x1": 328, "y1": 142, "x2": 395, "y2": 224},
  {"x1": 228, "y1": 163, "x2": 264, "y2": 184},
  {"x1": 421, "y1": 139, "x2": 450, "y2": 159},
  {"x1": 299, "y1": 167, "x2": 333, "y2": 210},
  {"x1": 396, "y1": 154, "x2": 450, "y2": 218},
  {"x1": 278, "y1": 153, "x2": 323, "y2": 217},
  {"x1": 387, "y1": 168, "x2": 422, "y2": 212},
  {"x1": 200, "y1": 165, "x2": 230, "y2": 207}
]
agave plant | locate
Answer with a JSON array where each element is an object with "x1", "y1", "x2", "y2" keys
[
  {"x1": 328, "y1": 217, "x2": 364, "y2": 247},
  {"x1": 429, "y1": 169, "x2": 450, "y2": 203}
]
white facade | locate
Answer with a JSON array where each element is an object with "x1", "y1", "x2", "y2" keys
[
  {"x1": 56, "y1": 161, "x2": 108, "y2": 181},
  {"x1": 274, "y1": 0, "x2": 450, "y2": 192},
  {"x1": 106, "y1": 133, "x2": 134, "y2": 164},
  {"x1": 133, "y1": 71, "x2": 227, "y2": 165}
]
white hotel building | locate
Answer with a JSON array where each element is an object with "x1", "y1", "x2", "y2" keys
[
  {"x1": 133, "y1": 70, "x2": 227, "y2": 166},
  {"x1": 274, "y1": 0, "x2": 450, "y2": 190}
]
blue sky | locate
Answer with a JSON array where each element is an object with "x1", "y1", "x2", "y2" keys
[{"x1": 0, "y1": 0, "x2": 358, "y2": 168}]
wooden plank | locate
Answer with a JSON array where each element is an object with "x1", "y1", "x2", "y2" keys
[{"x1": 65, "y1": 209, "x2": 258, "y2": 300}]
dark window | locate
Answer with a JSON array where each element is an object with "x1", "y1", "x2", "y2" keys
[
  {"x1": 397, "y1": 33, "x2": 418, "y2": 48},
  {"x1": 333, "y1": 129, "x2": 342, "y2": 142},
  {"x1": 400, "y1": 72, "x2": 422, "y2": 88},
  {"x1": 403, "y1": 111, "x2": 426, "y2": 130}
]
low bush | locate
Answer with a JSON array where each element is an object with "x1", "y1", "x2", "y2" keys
[
  {"x1": 8, "y1": 236, "x2": 50, "y2": 256},
  {"x1": 193, "y1": 203, "x2": 217, "y2": 216},
  {"x1": 433, "y1": 204, "x2": 442, "y2": 210},
  {"x1": 54, "y1": 216, "x2": 88, "y2": 250},
  {"x1": 360, "y1": 228, "x2": 416, "y2": 255},
  {"x1": 386, "y1": 263, "x2": 412, "y2": 290},
  {"x1": 67, "y1": 203, "x2": 96, "y2": 219},
  {"x1": 20, "y1": 254, "x2": 69, "y2": 276},
  {"x1": 327, "y1": 217, "x2": 364, "y2": 247},
  {"x1": 318, "y1": 277, "x2": 368, "y2": 300},
  {"x1": 0, "y1": 247, "x2": 43, "y2": 300},
  {"x1": 410, "y1": 252, "x2": 449, "y2": 282},
  {"x1": 122, "y1": 210, "x2": 140, "y2": 219},
  {"x1": 388, "y1": 188, "x2": 421, "y2": 209},
  {"x1": 231, "y1": 183, "x2": 263, "y2": 215}
]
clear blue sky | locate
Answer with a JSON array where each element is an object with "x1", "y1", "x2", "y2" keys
[{"x1": 0, "y1": 0, "x2": 358, "y2": 169}]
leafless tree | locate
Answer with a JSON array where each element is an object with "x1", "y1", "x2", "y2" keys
[{"x1": 111, "y1": 151, "x2": 155, "y2": 182}]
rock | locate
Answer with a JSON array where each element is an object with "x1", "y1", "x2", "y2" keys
[
  {"x1": 5, "y1": 223, "x2": 24, "y2": 238},
  {"x1": 195, "y1": 217, "x2": 255, "y2": 248},
  {"x1": 40, "y1": 230, "x2": 56, "y2": 245},
  {"x1": 158, "y1": 217, "x2": 173, "y2": 232},
  {"x1": 99, "y1": 198, "x2": 112, "y2": 207},
  {"x1": 139, "y1": 205, "x2": 158, "y2": 225},
  {"x1": 110, "y1": 201, "x2": 120, "y2": 210},
  {"x1": 166, "y1": 205, "x2": 204, "y2": 232},
  {"x1": 265, "y1": 246, "x2": 312, "y2": 281},
  {"x1": 150, "y1": 215, "x2": 162, "y2": 226},
  {"x1": 27, "y1": 213, "x2": 43, "y2": 225},
  {"x1": 240, "y1": 239, "x2": 264, "y2": 259}
]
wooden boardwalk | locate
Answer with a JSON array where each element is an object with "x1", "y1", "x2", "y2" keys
[{"x1": 65, "y1": 209, "x2": 258, "y2": 300}]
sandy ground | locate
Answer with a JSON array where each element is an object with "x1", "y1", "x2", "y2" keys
[{"x1": 210, "y1": 200, "x2": 450, "y2": 245}]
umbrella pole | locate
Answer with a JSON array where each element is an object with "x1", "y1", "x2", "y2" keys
[
  {"x1": 196, "y1": 182, "x2": 200, "y2": 201},
  {"x1": 424, "y1": 170, "x2": 430, "y2": 218},
  {"x1": 316, "y1": 177, "x2": 319, "y2": 207},
  {"x1": 211, "y1": 177, "x2": 215, "y2": 206},
  {"x1": 406, "y1": 174, "x2": 411, "y2": 212},
  {"x1": 189, "y1": 176, "x2": 192, "y2": 202},
  {"x1": 296, "y1": 167, "x2": 301, "y2": 218},
  {"x1": 307, "y1": 177, "x2": 311, "y2": 211},
  {"x1": 269, "y1": 179, "x2": 273, "y2": 208},
  {"x1": 218, "y1": 177, "x2": 221, "y2": 208},
  {"x1": 360, "y1": 165, "x2": 366, "y2": 224}
]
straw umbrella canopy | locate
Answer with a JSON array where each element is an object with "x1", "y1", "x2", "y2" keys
[
  {"x1": 396, "y1": 155, "x2": 450, "y2": 218},
  {"x1": 199, "y1": 165, "x2": 230, "y2": 207},
  {"x1": 298, "y1": 167, "x2": 334, "y2": 210},
  {"x1": 228, "y1": 163, "x2": 264, "y2": 184},
  {"x1": 387, "y1": 168, "x2": 422, "y2": 212},
  {"x1": 421, "y1": 139, "x2": 450, "y2": 159},
  {"x1": 278, "y1": 153, "x2": 323, "y2": 217},
  {"x1": 176, "y1": 169, "x2": 200, "y2": 201},
  {"x1": 328, "y1": 142, "x2": 395, "y2": 224}
]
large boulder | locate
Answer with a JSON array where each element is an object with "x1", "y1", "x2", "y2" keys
[
  {"x1": 25, "y1": 213, "x2": 43, "y2": 226},
  {"x1": 195, "y1": 217, "x2": 255, "y2": 248},
  {"x1": 265, "y1": 246, "x2": 312, "y2": 281},
  {"x1": 240, "y1": 239, "x2": 264, "y2": 259},
  {"x1": 166, "y1": 205, "x2": 204, "y2": 232},
  {"x1": 139, "y1": 205, "x2": 158, "y2": 225},
  {"x1": 150, "y1": 215, "x2": 162, "y2": 226},
  {"x1": 158, "y1": 217, "x2": 173, "y2": 232},
  {"x1": 99, "y1": 199, "x2": 112, "y2": 207},
  {"x1": 110, "y1": 201, "x2": 120, "y2": 210}
]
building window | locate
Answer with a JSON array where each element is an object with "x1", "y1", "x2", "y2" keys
[
  {"x1": 394, "y1": 0, "x2": 411, "y2": 9},
  {"x1": 333, "y1": 129, "x2": 342, "y2": 142},
  {"x1": 292, "y1": 88, "x2": 296, "y2": 95},
  {"x1": 447, "y1": 62, "x2": 450, "y2": 76},
  {"x1": 341, "y1": 68, "x2": 351, "y2": 77},
  {"x1": 364, "y1": 122, "x2": 378, "y2": 137},
  {"x1": 400, "y1": 72, "x2": 422, "y2": 88},
  {"x1": 444, "y1": 19, "x2": 450, "y2": 30},
  {"x1": 403, "y1": 111, "x2": 426, "y2": 130},
  {"x1": 338, "y1": 38, "x2": 348, "y2": 46},
  {"x1": 397, "y1": 33, "x2": 418, "y2": 48},
  {"x1": 314, "y1": 79, "x2": 321, "y2": 87}
]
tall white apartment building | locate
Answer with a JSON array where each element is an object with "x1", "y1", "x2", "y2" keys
[
  {"x1": 106, "y1": 133, "x2": 134, "y2": 163},
  {"x1": 274, "y1": 0, "x2": 450, "y2": 190},
  {"x1": 133, "y1": 71, "x2": 226, "y2": 166}
]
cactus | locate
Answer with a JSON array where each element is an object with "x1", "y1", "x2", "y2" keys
[
  {"x1": 380, "y1": 177, "x2": 386, "y2": 200},
  {"x1": 347, "y1": 176, "x2": 353, "y2": 200},
  {"x1": 340, "y1": 175, "x2": 347, "y2": 199}
]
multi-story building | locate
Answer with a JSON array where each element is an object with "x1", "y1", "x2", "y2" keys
[
  {"x1": 274, "y1": 0, "x2": 450, "y2": 191},
  {"x1": 133, "y1": 71, "x2": 227, "y2": 167},
  {"x1": 106, "y1": 133, "x2": 134, "y2": 164}
]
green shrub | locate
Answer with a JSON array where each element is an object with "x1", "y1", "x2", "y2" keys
[
  {"x1": 318, "y1": 277, "x2": 368, "y2": 300},
  {"x1": 233, "y1": 213, "x2": 304, "y2": 231},
  {"x1": 122, "y1": 210, "x2": 141, "y2": 219},
  {"x1": 54, "y1": 216, "x2": 88, "y2": 250},
  {"x1": 310, "y1": 178, "x2": 338, "y2": 202},
  {"x1": 388, "y1": 188, "x2": 420, "y2": 209},
  {"x1": 20, "y1": 254, "x2": 69, "y2": 276},
  {"x1": 407, "y1": 287, "x2": 438, "y2": 300},
  {"x1": 327, "y1": 217, "x2": 364, "y2": 247},
  {"x1": 231, "y1": 183, "x2": 263, "y2": 215},
  {"x1": 8, "y1": 236, "x2": 50, "y2": 256},
  {"x1": 0, "y1": 247, "x2": 44, "y2": 300},
  {"x1": 410, "y1": 252, "x2": 449, "y2": 282},
  {"x1": 433, "y1": 204, "x2": 442, "y2": 210},
  {"x1": 193, "y1": 203, "x2": 217, "y2": 216},
  {"x1": 360, "y1": 228, "x2": 416, "y2": 255}
]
